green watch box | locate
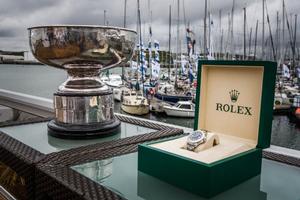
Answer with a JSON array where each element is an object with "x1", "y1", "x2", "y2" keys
[{"x1": 138, "y1": 61, "x2": 277, "y2": 198}]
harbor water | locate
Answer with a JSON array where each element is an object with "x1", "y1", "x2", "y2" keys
[{"x1": 0, "y1": 64, "x2": 299, "y2": 151}]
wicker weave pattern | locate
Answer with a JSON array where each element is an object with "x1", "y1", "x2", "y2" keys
[
  {"x1": 115, "y1": 114, "x2": 174, "y2": 130},
  {"x1": 36, "y1": 165, "x2": 123, "y2": 200},
  {"x1": 42, "y1": 128, "x2": 181, "y2": 166},
  {"x1": 263, "y1": 151, "x2": 300, "y2": 167},
  {"x1": 0, "y1": 132, "x2": 43, "y2": 200},
  {"x1": 40, "y1": 115, "x2": 183, "y2": 166}
]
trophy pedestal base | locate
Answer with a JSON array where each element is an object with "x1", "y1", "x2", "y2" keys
[
  {"x1": 50, "y1": 90, "x2": 121, "y2": 139},
  {"x1": 47, "y1": 118, "x2": 121, "y2": 139}
]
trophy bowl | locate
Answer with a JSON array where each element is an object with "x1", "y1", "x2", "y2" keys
[{"x1": 28, "y1": 25, "x2": 137, "y2": 138}]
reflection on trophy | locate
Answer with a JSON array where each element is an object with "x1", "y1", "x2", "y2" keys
[{"x1": 28, "y1": 25, "x2": 137, "y2": 138}]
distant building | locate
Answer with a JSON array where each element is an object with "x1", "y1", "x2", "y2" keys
[{"x1": 0, "y1": 50, "x2": 26, "y2": 61}]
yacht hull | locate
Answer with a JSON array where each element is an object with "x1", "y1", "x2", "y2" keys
[
  {"x1": 164, "y1": 106, "x2": 195, "y2": 118},
  {"x1": 121, "y1": 104, "x2": 149, "y2": 115},
  {"x1": 155, "y1": 92, "x2": 192, "y2": 103}
]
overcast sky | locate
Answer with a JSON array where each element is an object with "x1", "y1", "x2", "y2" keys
[{"x1": 0, "y1": 0, "x2": 299, "y2": 58}]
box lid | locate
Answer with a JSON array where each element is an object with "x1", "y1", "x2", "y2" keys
[{"x1": 194, "y1": 61, "x2": 276, "y2": 149}]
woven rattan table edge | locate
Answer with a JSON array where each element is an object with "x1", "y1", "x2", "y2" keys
[
  {"x1": 38, "y1": 115, "x2": 183, "y2": 166},
  {"x1": 262, "y1": 150, "x2": 300, "y2": 167},
  {"x1": 0, "y1": 132, "x2": 45, "y2": 200},
  {"x1": 0, "y1": 117, "x2": 52, "y2": 128}
]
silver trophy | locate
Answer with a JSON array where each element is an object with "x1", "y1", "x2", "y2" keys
[{"x1": 28, "y1": 25, "x2": 137, "y2": 138}]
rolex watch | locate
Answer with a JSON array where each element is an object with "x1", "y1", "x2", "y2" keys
[{"x1": 186, "y1": 130, "x2": 207, "y2": 151}]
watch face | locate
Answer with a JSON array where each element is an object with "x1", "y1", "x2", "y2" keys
[{"x1": 187, "y1": 130, "x2": 204, "y2": 144}]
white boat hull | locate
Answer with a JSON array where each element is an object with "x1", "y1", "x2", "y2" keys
[
  {"x1": 113, "y1": 88, "x2": 122, "y2": 101},
  {"x1": 164, "y1": 107, "x2": 195, "y2": 118},
  {"x1": 121, "y1": 104, "x2": 149, "y2": 115},
  {"x1": 113, "y1": 86, "x2": 129, "y2": 101}
]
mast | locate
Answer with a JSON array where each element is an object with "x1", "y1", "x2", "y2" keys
[
  {"x1": 199, "y1": 23, "x2": 202, "y2": 54},
  {"x1": 285, "y1": 5, "x2": 294, "y2": 64},
  {"x1": 104, "y1": 9, "x2": 109, "y2": 77},
  {"x1": 204, "y1": 0, "x2": 207, "y2": 57},
  {"x1": 135, "y1": 1, "x2": 139, "y2": 88},
  {"x1": 208, "y1": 12, "x2": 211, "y2": 52},
  {"x1": 290, "y1": 14, "x2": 294, "y2": 37},
  {"x1": 175, "y1": 0, "x2": 180, "y2": 87},
  {"x1": 230, "y1": 0, "x2": 235, "y2": 59},
  {"x1": 182, "y1": 0, "x2": 188, "y2": 55},
  {"x1": 265, "y1": 0, "x2": 276, "y2": 61},
  {"x1": 148, "y1": 0, "x2": 152, "y2": 80},
  {"x1": 136, "y1": 0, "x2": 139, "y2": 65},
  {"x1": 137, "y1": 0, "x2": 144, "y2": 93},
  {"x1": 122, "y1": 0, "x2": 127, "y2": 84},
  {"x1": 254, "y1": 20, "x2": 259, "y2": 60},
  {"x1": 224, "y1": 12, "x2": 230, "y2": 59},
  {"x1": 219, "y1": 9, "x2": 222, "y2": 59},
  {"x1": 262, "y1": 0, "x2": 265, "y2": 59},
  {"x1": 124, "y1": 0, "x2": 127, "y2": 28},
  {"x1": 282, "y1": 0, "x2": 285, "y2": 61},
  {"x1": 249, "y1": 27, "x2": 252, "y2": 59},
  {"x1": 243, "y1": 7, "x2": 246, "y2": 60},
  {"x1": 182, "y1": 0, "x2": 187, "y2": 29},
  {"x1": 267, "y1": 15, "x2": 276, "y2": 61},
  {"x1": 168, "y1": 5, "x2": 172, "y2": 83},
  {"x1": 276, "y1": 11, "x2": 279, "y2": 59},
  {"x1": 104, "y1": 10, "x2": 107, "y2": 25},
  {"x1": 293, "y1": 14, "x2": 297, "y2": 70},
  {"x1": 220, "y1": 29, "x2": 224, "y2": 59}
]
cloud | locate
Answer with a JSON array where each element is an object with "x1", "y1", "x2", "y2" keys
[
  {"x1": 0, "y1": 29, "x2": 16, "y2": 37},
  {"x1": 0, "y1": 0, "x2": 298, "y2": 58}
]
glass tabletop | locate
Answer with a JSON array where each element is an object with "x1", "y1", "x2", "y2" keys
[
  {"x1": 72, "y1": 152, "x2": 300, "y2": 200},
  {"x1": 0, "y1": 122, "x2": 155, "y2": 154},
  {"x1": 0, "y1": 105, "x2": 45, "y2": 124}
]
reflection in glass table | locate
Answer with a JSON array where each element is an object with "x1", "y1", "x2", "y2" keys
[
  {"x1": 0, "y1": 122, "x2": 155, "y2": 154},
  {"x1": 72, "y1": 152, "x2": 300, "y2": 200}
]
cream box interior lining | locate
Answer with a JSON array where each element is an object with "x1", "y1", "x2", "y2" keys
[
  {"x1": 151, "y1": 132, "x2": 256, "y2": 164},
  {"x1": 150, "y1": 66, "x2": 264, "y2": 164}
]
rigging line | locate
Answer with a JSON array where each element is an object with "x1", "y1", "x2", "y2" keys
[
  {"x1": 182, "y1": 0, "x2": 189, "y2": 56},
  {"x1": 182, "y1": 0, "x2": 187, "y2": 29},
  {"x1": 265, "y1": 0, "x2": 276, "y2": 60},
  {"x1": 284, "y1": 1, "x2": 295, "y2": 53},
  {"x1": 148, "y1": 0, "x2": 152, "y2": 79}
]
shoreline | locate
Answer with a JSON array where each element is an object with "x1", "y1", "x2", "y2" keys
[
  {"x1": 0, "y1": 60, "x2": 42, "y2": 65},
  {"x1": 0, "y1": 60, "x2": 176, "y2": 68}
]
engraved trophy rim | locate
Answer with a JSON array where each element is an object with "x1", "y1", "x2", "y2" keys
[
  {"x1": 27, "y1": 24, "x2": 137, "y2": 34},
  {"x1": 28, "y1": 24, "x2": 137, "y2": 69}
]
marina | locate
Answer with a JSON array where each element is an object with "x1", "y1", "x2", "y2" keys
[{"x1": 0, "y1": 64, "x2": 300, "y2": 151}]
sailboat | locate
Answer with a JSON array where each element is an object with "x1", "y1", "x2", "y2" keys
[
  {"x1": 121, "y1": 90, "x2": 149, "y2": 115},
  {"x1": 120, "y1": 0, "x2": 150, "y2": 116},
  {"x1": 153, "y1": 0, "x2": 194, "y2": 104},
  {"x1": 154, "y1": 83, "x2": 193, "y2": 103}
]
